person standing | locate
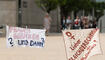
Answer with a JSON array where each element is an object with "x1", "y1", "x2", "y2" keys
[
  {"x1": 66, "y1": 16, "x2": 72, "y2": 29},
  {"x1": 43, "y1": 13, "x2": 52, "y2": 36},
  {"x1": 89, "y1": 20, "x2": 93, "y2": 28},
  {"x1": 92, "y1": 20, "x2": 97, "y2": 28},
  {"x1": 74, "y1": 16, "x2": 81, "y2": 29},
  {"x1": 82, "y1": 17, "x2": 89, "y2": 29},
  {"x1": 62, "y1": 16, "x2": 67, "y2": 30}
]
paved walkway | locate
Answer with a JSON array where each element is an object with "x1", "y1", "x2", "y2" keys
[{"x1": 0, "y1": 33, "x2": 104, "y2": 60}]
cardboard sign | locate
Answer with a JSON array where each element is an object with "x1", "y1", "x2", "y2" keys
[
  {"x1": 6, "y1": 26, "x2": 46, "y2": 48},
  {"x1": 62, "y1": 29, "x2": 102, "y2": 60}
]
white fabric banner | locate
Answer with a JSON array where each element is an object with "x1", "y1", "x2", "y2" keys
[
  {"x1": 62, "y1": 29, "x2": 102, "y2": 60},
  {"x1": 6, "y1": 26, "x2": 46, "y2": 48}
]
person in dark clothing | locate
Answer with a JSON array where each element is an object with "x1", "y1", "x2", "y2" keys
[
  {"x1": 92, "y1": 20, "x2": 97, "y2": 28},
  {"x1": 62, "y1": 16, "x2": 67, "y2": 30}
]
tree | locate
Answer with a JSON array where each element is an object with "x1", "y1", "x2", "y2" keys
[
  {"x1": 91, "y1": 2, "x2": 105, "y2": 21},
  {"x1": 35, "y1": 0, "x2": 93, "y2": 17},
  {"x1": 58, "y1": 0, "x2": 93, "y2": 18},
  {"x1": 60, "y1": 0, "x2": 105, "y2": 21},
  {"x1": 35, "y1": 0, "x2": 105, "y2": 21},
  {"x1": 35, "y1": 0, "x2": 58, "y2": 13}
]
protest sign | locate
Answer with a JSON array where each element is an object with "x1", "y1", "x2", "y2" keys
[
  {"x1": 6, "y1": 26, "x2": 46, "y2": 48},
  {"x1": 62, "y1": 29, "x2": 102, "y2": 60}
]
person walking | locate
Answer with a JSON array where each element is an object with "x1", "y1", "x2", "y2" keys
[{"x1": 43, "y1": 13, "x2": 52, "y2": 36}]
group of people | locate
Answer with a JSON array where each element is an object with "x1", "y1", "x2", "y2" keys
[
  {"x1": 61, "y1": 16, "x2": 97, "y2": 30},
  {"x1": 43, "y1": 13, "x2": 97, "y2": 35}
]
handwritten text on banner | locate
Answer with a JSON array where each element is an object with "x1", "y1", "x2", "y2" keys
[
  {"x1": 6, "y1": 26, "x2": 46, "y2": 48},
  {"x1": 62, "y1": 29, "x2": 102, "y2": 60}
]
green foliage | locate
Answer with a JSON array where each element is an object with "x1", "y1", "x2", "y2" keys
[
  {"x1": 59, "y1": 0, "x2": 93, "y2": 16},
  {"x1": 91, "y1": 2, "x2": 105, "y2": 21},
  {"x1": 35, "y1": 0, "x2": 58, "y2": 13},
  {"x1": 35, "y1": 0, "x2": 105, "y2": 21},
  {"x1": 57, "y1": 0, "x2": 67, "y2": 6}
]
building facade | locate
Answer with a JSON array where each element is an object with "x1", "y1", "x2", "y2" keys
[
  {"x1": 0, "y1": 0, "x2": 17, "y2": 26},
  {"x1": 19, "y1": 0, "x2": 61, "y2": 32},
  {"x1": 0, "y1": 0, "x2": 61, "y2": 32}
]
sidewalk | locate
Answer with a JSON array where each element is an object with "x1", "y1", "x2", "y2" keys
[{"x1": 0, "y1": 33, "x2": 104, "y2": 60}]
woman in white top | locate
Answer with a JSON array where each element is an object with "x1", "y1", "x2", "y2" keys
[
  {"x1": 44, "y1": 13, "x2": 52, "y2": 35},
  {"x1": 66, "y1": 16, "x2": 72, "y2": 29}
]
